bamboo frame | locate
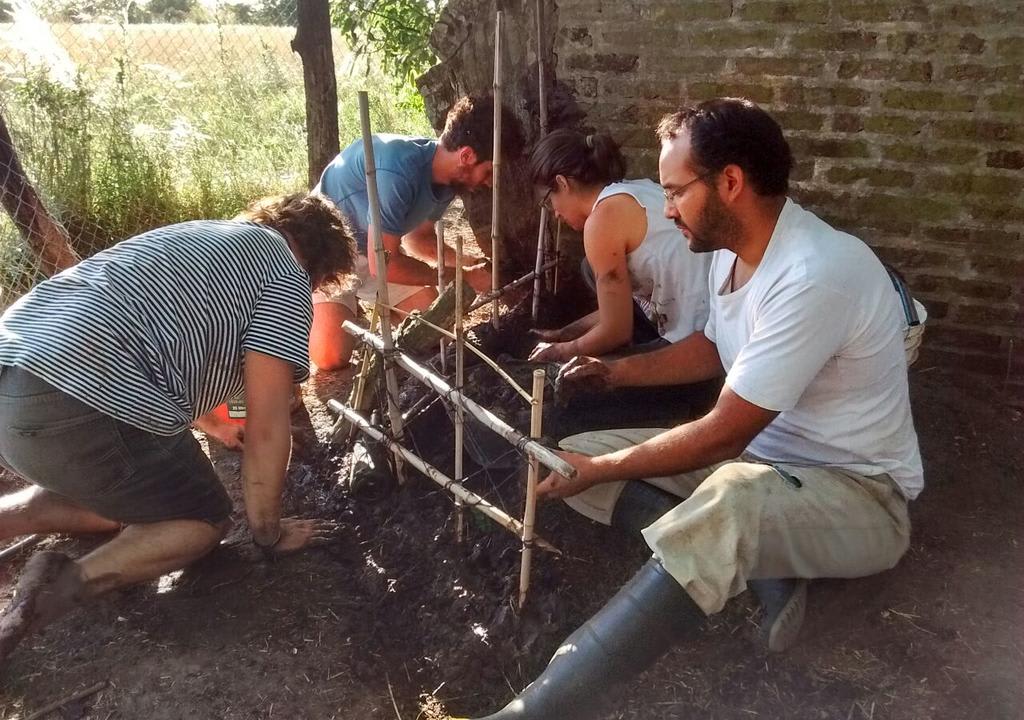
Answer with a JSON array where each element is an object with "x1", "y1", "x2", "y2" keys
[
  {"x1": 358, "y1": 91, "x2": 406, "y2": 482},
  {"x1": 454, "y1": 225, "x2": 466, "y2": 541},
  {"x1": 468, "y1": 260, "x2": 558, "y2": 312},
  {"x1": 518, "y1": 369, "x2": 546, "y2": 608},
  {"x1": 435, "y1": 219, "x2": 447, "y2": 375},
  {"x1": 329, "y1": 400, "x2": 558, "y2": 554},
  {"x1": 490, "y1": 9, "x2": 504, "y2": 330},
  {"x1": 553, "y1": 219, "x2": 563, "y2": 294},
  {"x1": 342, "y1": 321, "x2": 578, "y2": 480}
]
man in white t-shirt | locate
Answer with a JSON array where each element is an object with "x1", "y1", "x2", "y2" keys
[{"x1": 467, "y1": 98, "x2": 923, "y2": 720}]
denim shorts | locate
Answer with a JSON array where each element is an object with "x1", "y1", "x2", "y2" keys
[{"x1": 0, "y1": 365, "x2": 231, "y2": 525}]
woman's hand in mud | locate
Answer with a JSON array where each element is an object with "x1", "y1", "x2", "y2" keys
[
  {"x1": 269, "y1": 518, "x2": 339, "y2": 555},
  {"x1": 536, "y1": 451, "x2": 602, "y2": 499},
  {"x1": 528, "y1": 341, "x2": 572, "y2": 363}
]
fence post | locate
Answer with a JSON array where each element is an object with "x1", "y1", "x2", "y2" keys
[{"x1": 292, "y1": 0, "x2": 340, "y2": 188}]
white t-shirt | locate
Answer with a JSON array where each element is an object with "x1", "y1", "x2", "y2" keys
[
  {"x1": 705, "y1": 199, "x2": 923, "y2": 499},
  {"x1": 595, "y1": 179, "x2": 711, "y2": 342}
]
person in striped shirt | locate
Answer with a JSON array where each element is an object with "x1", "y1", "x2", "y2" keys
[{"x1": 0, "y1": 193, "x2": 355, "y2": 664}]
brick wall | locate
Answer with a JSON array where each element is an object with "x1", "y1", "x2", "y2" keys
[{"x1": 555, "y1": 0, "x2": 1024, "y2": 393}]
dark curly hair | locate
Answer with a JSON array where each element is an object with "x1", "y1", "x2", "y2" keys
[
  {"x1": 656, "y1": 98, "x2": 792, "y2": 196},
  {"x1": 239, "y1": 192, "x2": 356, "y2": 290},
  {"x1": 529, "y1": 129, "x2": 627, "y2": 189},
  {"x1": 439, "y1": 95, "x2": 525, "y2": 162}
]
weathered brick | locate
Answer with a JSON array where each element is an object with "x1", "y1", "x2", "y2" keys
[
  {"x1": 968, "y1": 255, "x2": 1024, "y2": 281},
  {"x1": 599, "y1": 77, "x2": 679, "y2": 100},
  {"x1": 561, "y1": 26, "x2": 593, "y2": 47},
  {"x1": 996, "y1": 37, "x2": 1024, "y2": 61},
  {"x1": 685, "y1": 29, "x2": 781, "y2": 51},
  {"x1": 924, "y1": 226, "x2": 1022, "y2": 252},
  {"x1": 916, "y1": 347, "x2": 1007, "y2": 376},
  {"x1": 740, "y1": 1, "x2": 829, "y2": 23},
  {"x1": 954, "y1": 303, "x2": 1023, "y2": 327},
  {"x1": 882, "y1": 143, "x2": 980, "y2": 165},
  {"x1": 790, "y1": 137, "x2": 872, "y2": 160},
  {"x1": 989, "y1": 91, "x2": 1024, "y2": 114},
  {"x1": 826, "y1": 166, "x2": 916, "y2": 187},
  {"x1": 567, "y1": 53, "x2": 639, "y2": 73},
  {"x1": 790, "y1": 30, "x2": 877, "y2": 52},
  {"x1": 887, "y1": 32, "x2": 978, "y2": 56},
  {"x1": 573, "y1": 76, "x2": 598, "y2": 98},
  {"x1": 941, "y1": 64, "x2": 1022, "y2": 83},
  {"x1": 734, "y1": 57, "x2": 823, "y2": 78},
  {"x1": 986, "y1": 150, "x2": 1024, "y2": 170},
  {"x1": 779, "y1": 85, "x2": 868, "y2": 107},
  {"x1": 921, "y1": 172, "x2": 1024, "y2": 197},
  {"x1": 925, "y1": 324, "x2": 1010, "y2": 352},
  {"x1": 650, "y1": 2, "x2": 732, "y2": 22},
  {"x1": 838, "y1": 59, "x2": 932, "y2": 82},
  {"x1": 852, "y1": 194, "x2": 957, "y2": 224},
  {"x1": 881, "y1": 88, "x2": 976, "y2": 113},
  {"x1": 773, "y1": 110, "x2": 826, "y2": 132},
  {"x1": 840, "y1": 3, "x2": 930, "y2": 22},
  {"x1": 832, "y1": 113, "x2": 864, "y2": 133},
  {"x1": 965, "y1": 200, "x2": 1024, "y2": 224},
  {"x1": 686, "y1": 81, "x2": 774, "y2": 104},
  {"x1": 873, "y1": 246, "x2": 950, "y2": 270},
  {"x1": 791, "y1": 159, "x2": 815, "y2": 182},
  {"x1": 642, "y1": 55, "x2": 729, "y2": 77},
  {"x1": 863, "y1": 115, "x2": 924, "y2": 136},
  {"x1": 934, "y1": 119, "x2": 1023, "y2": 143}
]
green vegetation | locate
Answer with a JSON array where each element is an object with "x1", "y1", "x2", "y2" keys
[
  {"x1": 0, "y1": 19, "x2": 431, "y2": 294},
  {"x1": 332, "y1": 0, "x2": 441, "y2": 87}
]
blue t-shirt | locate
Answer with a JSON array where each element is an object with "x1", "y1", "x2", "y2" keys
[{"x1": 315, "y1": 135, "x2": 455, "y2": 253}]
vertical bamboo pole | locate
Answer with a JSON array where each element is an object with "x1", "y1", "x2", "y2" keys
[
  {"x1": 519, "y1": 368, "x2": 546, "y2": 608},
  {"x1": 358, "y1": 90, "x2": 405, "y2": 482},
  {"x1": 531, "y1": 0, "x2": 549, "y2": 325},
  {"x1": 490, "y1": 10, "x2": 504, "y2": 330},
  {"x1": 342, "y1": 304, "x2": 380, "y2": 443},
  {"x1": 454, "y1": 231, "x2": 466, "y2": 541},
  {"x1": 435, "y1": 219, "x2": 448, "y2": 375}
]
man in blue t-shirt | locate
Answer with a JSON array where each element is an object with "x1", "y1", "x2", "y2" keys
[{"x1": 310, "y1": 95, "x2": 524, "y2": 370}]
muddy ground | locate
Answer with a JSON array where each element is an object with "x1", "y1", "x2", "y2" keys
[{"x1": 1, "y1": 320, "x2": 1022, "y2": 720}]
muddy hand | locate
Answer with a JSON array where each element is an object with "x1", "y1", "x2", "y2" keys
[
  {"x1": 529, "y1": 341, "x2": 565, "y2": 363},
  {"x1": 536, "y1": 451, "x2": 597, "y2": 499},
  {"x1": 463, "y1": 263, "x2": 493, "y2": 294},
  {"x1": 271, "y1": 518, "x2": 340, "y2": 555},
  {"x1": 555, "y1": 355, "x2": 613, "y2": 394}
]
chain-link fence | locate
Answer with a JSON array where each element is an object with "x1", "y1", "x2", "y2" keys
[{"x1": 0, "y1": 0, "x2": 431, "y2": 305}]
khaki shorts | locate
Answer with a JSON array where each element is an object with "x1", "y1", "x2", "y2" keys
[
  {"x1": 313, "y1": 254, "x2": 429, "y2": 315},
  {"x1": 0, "y1": 366, "x2": 231, "y2": 525}
]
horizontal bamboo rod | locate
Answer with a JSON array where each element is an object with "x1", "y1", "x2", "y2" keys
[
  {"x1": 329, "y1": 399, "x2": 558, "y2": 554},
  {"x1": 342, "y1": 321, "x2": 576, "y2": 480},
  {"x1": 469, "y1": 259, "x2": 558, "y2": 312}
]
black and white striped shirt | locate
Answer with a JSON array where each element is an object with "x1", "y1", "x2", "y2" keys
[{"x1": 0, "y1": 220, "x2": 312, "y2": 435}]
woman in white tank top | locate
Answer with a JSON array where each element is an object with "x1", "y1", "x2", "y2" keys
[{"x1": 528, "y1": 130, "x2": 711, "y2": 362}]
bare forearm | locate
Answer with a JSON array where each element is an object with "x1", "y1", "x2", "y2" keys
[
  {"x1": 242, "y1": 420, "x2": 291, "y2": 543},
  {"x1": 557, "y1": 311, "x2": 600, "y2": 342},
  {"x1": 610, "y1": 331, "x2": 723, "y2": 387},
  {"x1": 377, "y1": 252, "x2": 437, "y2": 286}
]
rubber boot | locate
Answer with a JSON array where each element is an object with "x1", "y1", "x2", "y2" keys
[
  {"x1": 748, "y1": 578, "x2": 808, "y2": 652},
  {"x1": 609, "y1": 481, "x2": 680, "y2": 535},
  {"x1": 471, "y1": 557, "x2": 702, "y2": 720}
]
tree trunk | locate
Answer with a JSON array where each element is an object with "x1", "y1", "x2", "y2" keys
[
  {"x1": 417, "y1": 0, "x2": 583, "y2": 275},
  {"x1": 0, "y1": 110, "x2": 79, "y2": 277},
  {"x1": 292, "y1": 0, "x2": 340, "y2": 189}
]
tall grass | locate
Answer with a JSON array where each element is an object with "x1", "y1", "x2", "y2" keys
[{"x1": 0, "y1": 18, "x2": 430, "y2": 296}]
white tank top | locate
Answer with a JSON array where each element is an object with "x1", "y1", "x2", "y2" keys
[{"x1": 594, "y1": 179, "x2": 711, "y2": 342}]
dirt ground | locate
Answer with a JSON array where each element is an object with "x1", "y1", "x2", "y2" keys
[{"x1": 1, "y1": 324, "x2": 1022, "y2": 720}]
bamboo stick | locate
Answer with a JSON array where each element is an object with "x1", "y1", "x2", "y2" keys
[
  {"x1": 338, "y1": 304, "x2": 380, "y2": 443},
  {"x1": 454, "y1": 224, "x2": 466, "y2": 542},
  {"x1": 435, "y1": 219, "x2": 447, "y2": 375},
  {"x1": 358, "y1": 90, "x2": 406, "y2": 482},
  {"x1": 0, "y1": 534, "x2": 40, "y2": 563},
  {"x1": 469, "y1": 260, "x2": 558, "y2": 312},
  {"x1": 518, "y1": 369, "x2": 546, "y2": 608},
  {"x1": 490, "y1": 9, "x2": 504, "y2": 330},
  {"x1": 342, "y1": 322, "x2": 578, "y2": 480},
  {"x1": 531, "y1": 0, "x2": 549, "y2": 324},
  {"x1": 329, "y1": 399, "x2": 559, "y2": 554}
]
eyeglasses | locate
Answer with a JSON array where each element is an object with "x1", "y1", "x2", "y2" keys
[
  {"x1": 662, "y1": 173, "x2": 711, "y2": 203},
  {"x1": 538, "y1": 188, "x2": 554, "y2": 212}
]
